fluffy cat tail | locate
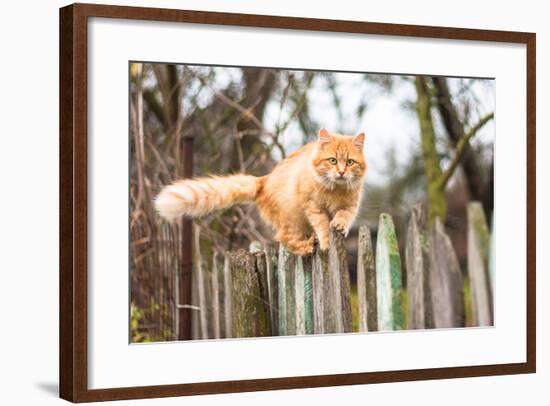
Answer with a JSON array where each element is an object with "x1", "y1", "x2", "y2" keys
[{"x1": 154, "y1": 174, "x2": 264, "y2": 221}]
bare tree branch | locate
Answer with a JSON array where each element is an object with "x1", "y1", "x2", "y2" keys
[
  {"x1": 143, "y1": 89, "x2": 165, "y2": 129},
  {"x1": 432, "y1": 76, "x2": 492, "y2": 216},
  {"x1": 439, "y1": 112, "x2": 494, "y2": 189}
]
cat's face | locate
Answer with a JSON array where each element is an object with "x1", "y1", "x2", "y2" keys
[{"x1": 312, "y1": 129, "x2": 367, "y2": 189}]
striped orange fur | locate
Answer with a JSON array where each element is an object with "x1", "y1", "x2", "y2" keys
[{"x1": 155, "y1": 129, "x2": 367, "y2": 255}]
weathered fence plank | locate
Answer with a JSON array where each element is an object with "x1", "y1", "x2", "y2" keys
[
  {"x1": 290, "y1": 255, "x2": 314, "y2": 335},
  {"x1": 357, "y1": 225, "x2": 377, "y2": 332},
  {"x1": 303, "y1": 256, "x2": 314, "y2": 334},
  {"x1": 266, "y1": 245, "x2": 279, "y2": 336},
  {"x1": 312, "y1": 249, "x2": 327, "y2": 334},
  {"x1": 376, "y1": 213, "x2": 404, "y2": 331},
  {"x1": 405, "y1": 206, "x2": 434, "y2": 329},
  {"x1": 210, "y1": 254, "x2": 221, "y2": 339},
  {"x1": 329, "y1": 229, "x2": 353, "y2": 333},
  {"x1": 192, "y1": 226, "x2": 208, "y2": 339},
  {"x1": 467, "y1": 202, "x2": 493, "y2": 326},
  {"x1": 216, "y1": 253, "x2": 227, "y2": 338},
  {"x1": 429, "y1": 218, "x2": 465, "y2": 328},
  {"x1": 223, "y1": 255, "x2": 232, "y2": 338},
  {"x1": 170, "y1": 224, "x2": 180, "y2": 339},
  {"x1": 295, "y1": 257, "x2": 306, "y2": 335},
  {"x1": 190, "y1": 247, "x2": 200, "y2": 339},
  {"x1": 193, "y1": 226, "x2": 208, "y2": 339},
  {"x1": 277, "y1": 245, "x2": 296, "y2": 336},
  {"x1": 284, "y1": 251, "x2": 297, "y2": 336},
  {"x1": 254, "y1": 251, "x2": 272, "y2": 336},
  {"x1": 190, "y1": 285, "x2": 200, "y2": 339},
  {"x1": 202, "y1": 258, "x2": 216, "y2": 339},
  {"x1": 229, "y1": 250, "x2": 270, "y2": 338},
  {"x1": 185, "y1": 203, "x2": 478, "y2": 340}
]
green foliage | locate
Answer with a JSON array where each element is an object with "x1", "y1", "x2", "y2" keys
[
  {"x1": 376, "y1": 214, "x2": 404, "y2": 331},
  {"x1": 130, "y1": 302, "x2": 174, "y2": 343}
]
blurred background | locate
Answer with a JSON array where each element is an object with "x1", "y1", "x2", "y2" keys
[{"x1": 129, "y1": 62, "x2": 494, "y2": 342}]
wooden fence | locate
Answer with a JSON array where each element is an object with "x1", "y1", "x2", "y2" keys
[{"x1": 186, "y1": 201, "x2": 494, "y2": 339}]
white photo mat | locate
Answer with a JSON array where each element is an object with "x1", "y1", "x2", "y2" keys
[{"x1": 88, "y1": 17, "x2": 526, "y2": 389}]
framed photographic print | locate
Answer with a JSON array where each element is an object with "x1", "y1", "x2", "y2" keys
[{"x1": 59, "y1": 3, "x2": 536, "y2": 402}]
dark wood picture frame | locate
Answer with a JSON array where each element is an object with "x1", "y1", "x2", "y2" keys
[{"x1": 59, "y1": 3, "x2": 536, "y2": 402}]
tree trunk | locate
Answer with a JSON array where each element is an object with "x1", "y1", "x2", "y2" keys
[
  {"x1": 415, "y1": 76, "x2": 446, "y2": 223},
  {"x1": 431, "y1": 77, "x2": 492, "y2": 218},
  {"x1": 233, "y1": 68, "x2": 278, "y2": 173}
]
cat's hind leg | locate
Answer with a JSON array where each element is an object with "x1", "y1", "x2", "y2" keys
[{"x1": 275, "y1": 226, "x2": 315, "y2": 256}]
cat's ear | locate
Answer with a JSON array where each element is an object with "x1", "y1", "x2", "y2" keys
[
  {"x1": 318, "y1": 128, "x2": 331, "y2": 149},
  {"x1": 353, "y1": 132, "x2": 365, "y2": 150}
]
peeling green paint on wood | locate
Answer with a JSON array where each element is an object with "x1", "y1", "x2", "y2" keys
[
  {"x1": 277, "y1": 245, "x2": 295, "y2": 336},
  {"x1": 376, "y1": 214, "x2": 404, "y2": 331}
]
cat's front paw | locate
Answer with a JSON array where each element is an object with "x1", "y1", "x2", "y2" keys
[
  {"x1": 330, "y1": 218, "x2": 349, "y2": 236},
  {"x1": 292, "y1": 235, "x2": 316, "y2": 256},
  {"x1": 318, "y1": 235, "x2": 330, "y2": 251}
]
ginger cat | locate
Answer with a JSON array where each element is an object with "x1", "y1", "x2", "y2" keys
[{"x1": 155, "y1": 128, "x2": 367, "y2": 256}]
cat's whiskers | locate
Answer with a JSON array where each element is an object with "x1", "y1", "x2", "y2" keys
[{"x1": 315, "y1": 172, "x2": 336, "y2": 191}]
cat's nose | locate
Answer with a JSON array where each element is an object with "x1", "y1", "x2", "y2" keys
[{"x1": 338, "y1": 171, "x2": 345, "y2": 177}]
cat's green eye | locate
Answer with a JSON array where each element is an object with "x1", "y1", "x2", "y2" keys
[
  {"x1": 346, "y1": 159, "x2": 355, "y2": 166},
  {"x1": 328, "y1": 158, "x2": 337, "y2": 165}
]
